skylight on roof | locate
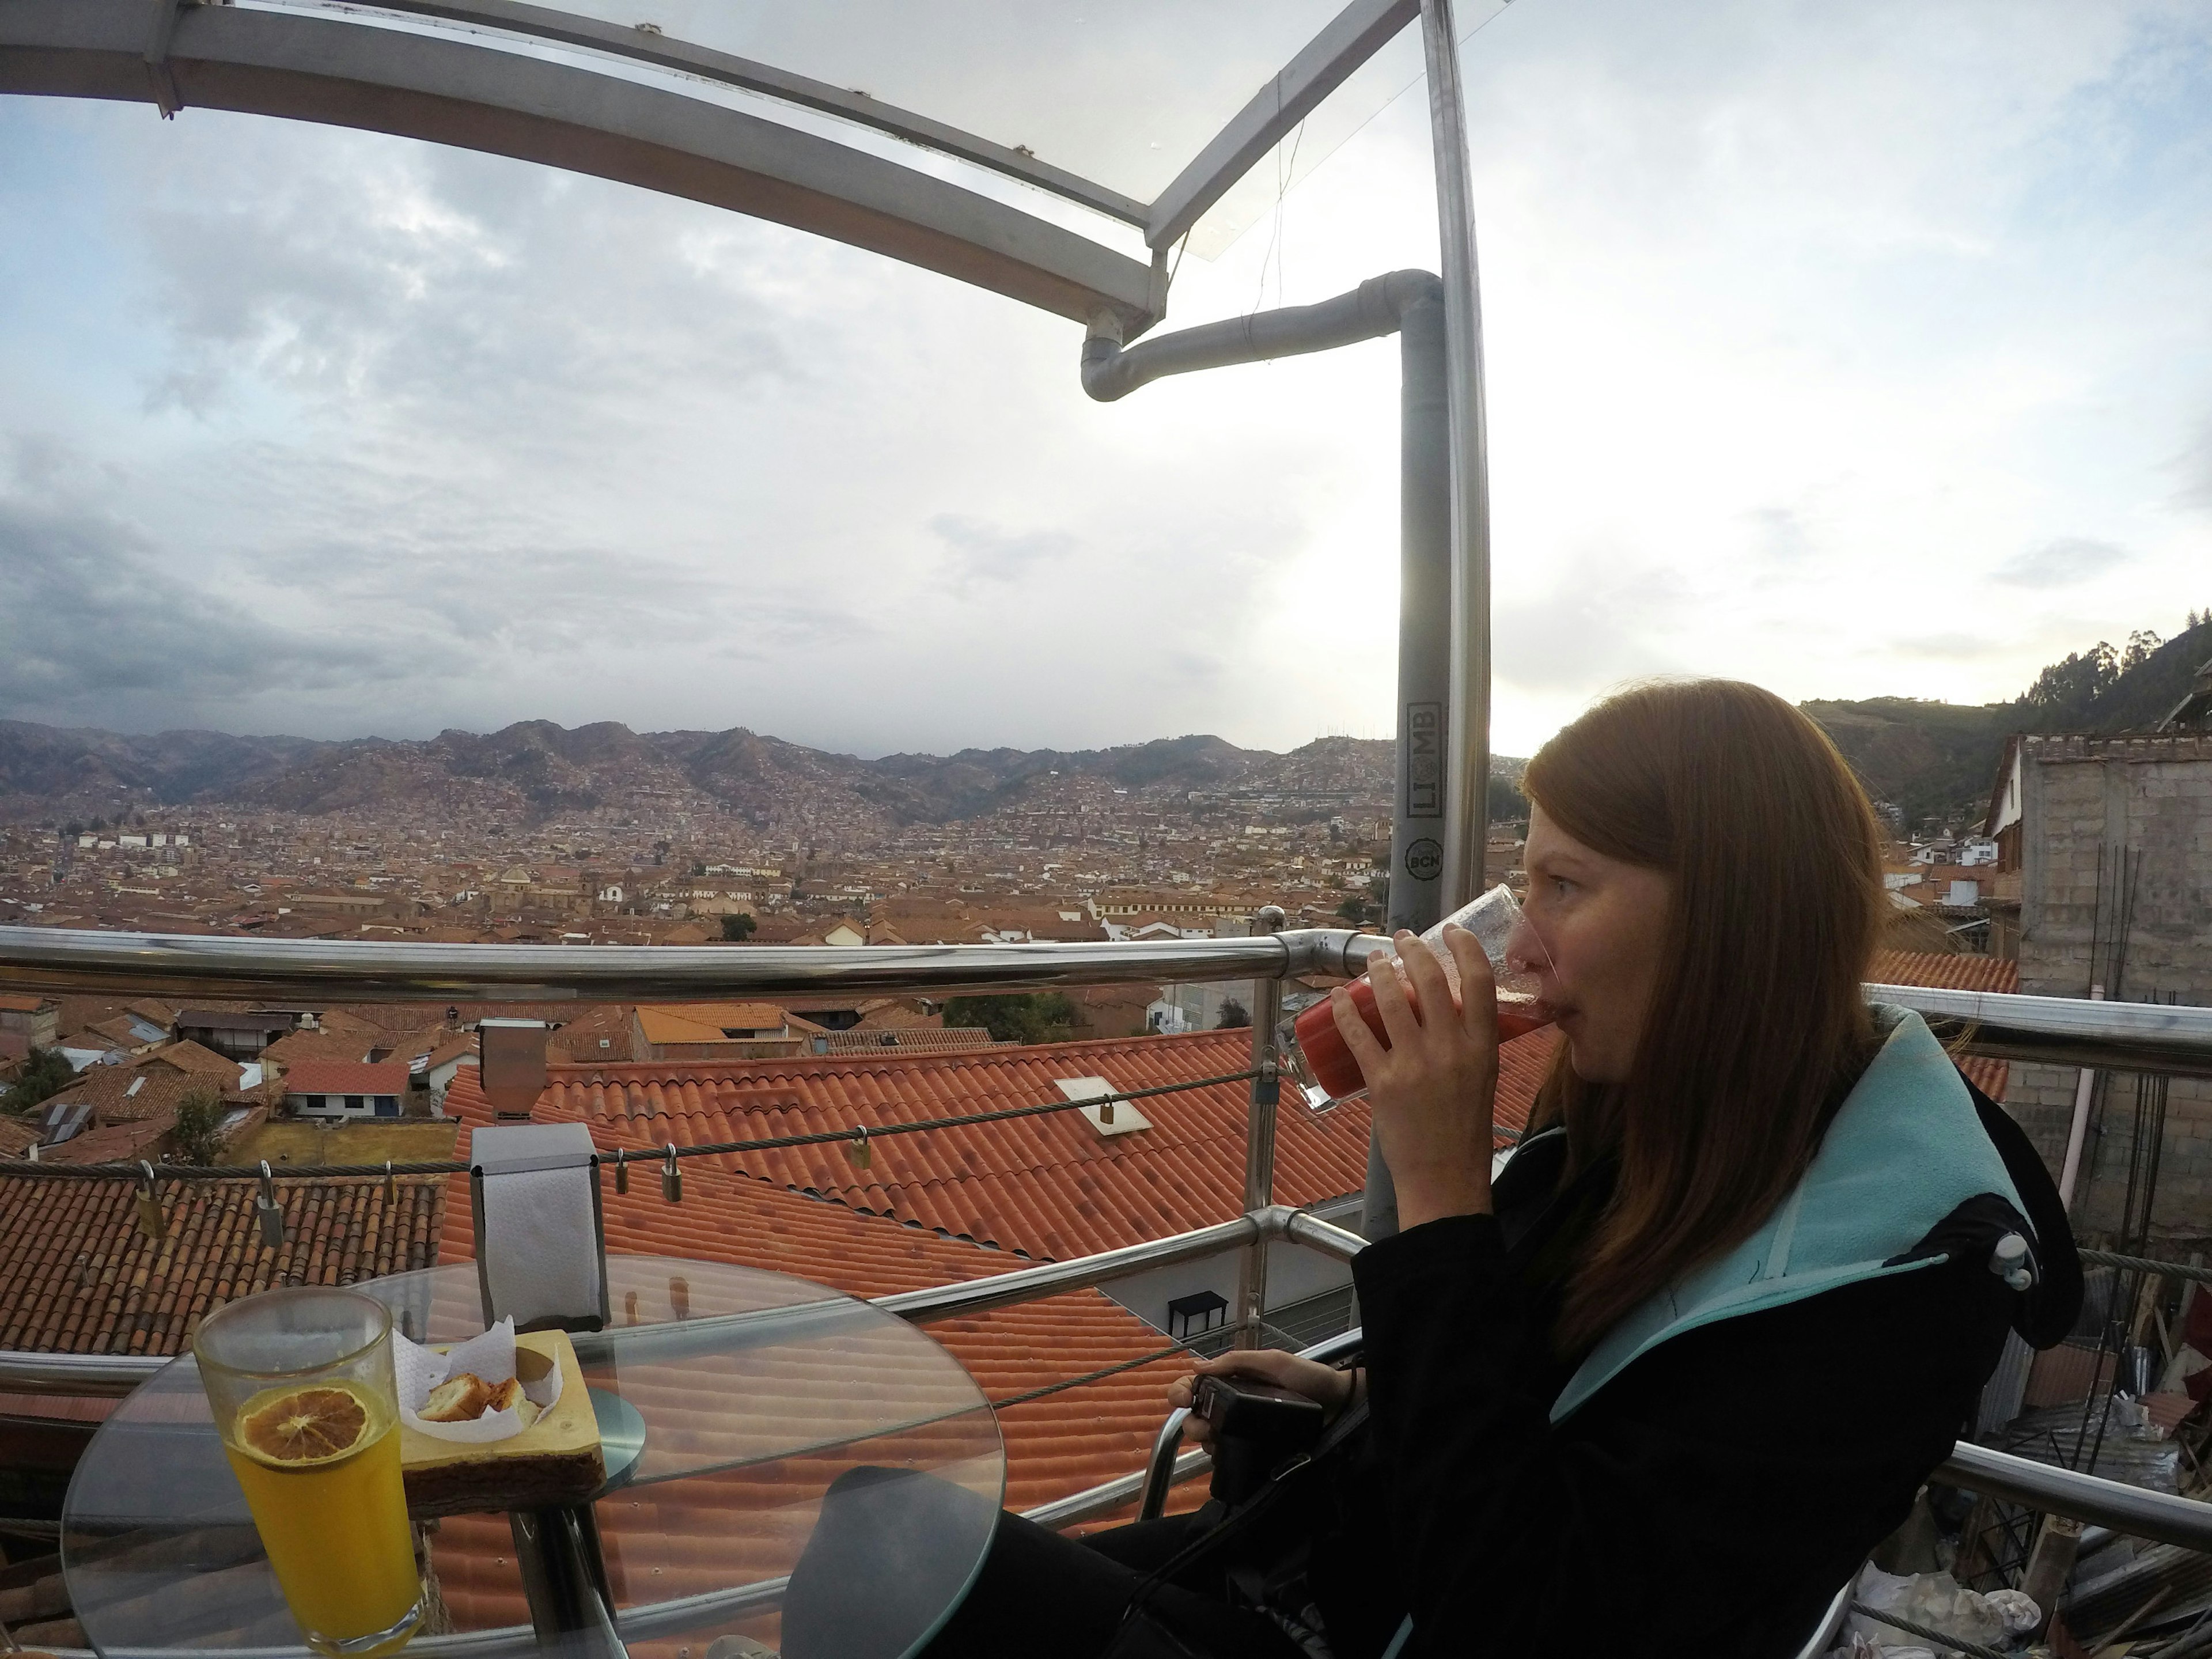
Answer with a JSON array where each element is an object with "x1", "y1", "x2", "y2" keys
[{"x1": 1056, "y1": 1075, "x2": 1151, "y2": 1137}]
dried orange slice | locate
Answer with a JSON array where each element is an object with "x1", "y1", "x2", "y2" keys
[{"x1": 236, "y1": 1385, "x2": 371, "y2": 1465}]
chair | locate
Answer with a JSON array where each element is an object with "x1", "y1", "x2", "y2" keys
[{"x1": 1133, "y1": 1326, "x2": 1862, "y2": 1659}]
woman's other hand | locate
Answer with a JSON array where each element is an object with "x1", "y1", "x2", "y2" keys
[
  {"x1": 1165, "y1": 1350, "x2": 1358, "y2": 1451},
  {"x1": 1332, "y1": 923, "x2": 1499, "y2": 1229}
]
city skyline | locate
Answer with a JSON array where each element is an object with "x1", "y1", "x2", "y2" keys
[{"x1": 4, "y1": 0, "x2": 2208, "y2": 760}]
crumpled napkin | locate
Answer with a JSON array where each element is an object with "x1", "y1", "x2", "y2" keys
[{"x1": 392, "y1": 1317, "x2": 563, "y2": 1444}]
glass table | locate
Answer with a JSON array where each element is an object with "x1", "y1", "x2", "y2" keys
[{"x1": 61, "y1": 1256, "x2": 1006, "y2": 1659}]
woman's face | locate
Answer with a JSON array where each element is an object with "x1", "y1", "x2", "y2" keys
[{"x1": 1514, "y1": 804, "x2": 1674, "y2": 1085}]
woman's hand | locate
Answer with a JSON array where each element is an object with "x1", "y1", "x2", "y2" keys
[
  {"x1": 1165, "y1": 1350, "x2": 1359, "y2": 1451},
  {"x1": 1332, "y1": 923, "x2": 1499, "y2": 1229}
]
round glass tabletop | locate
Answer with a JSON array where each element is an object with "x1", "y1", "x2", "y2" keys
[{"x1": 62, "y1": 1256, "x2": 1005, "y2": 1659}]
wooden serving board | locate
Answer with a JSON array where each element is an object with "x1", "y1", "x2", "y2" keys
[{"x1": 401, "y1": 1330, "x2": 605, "y2": 1517}]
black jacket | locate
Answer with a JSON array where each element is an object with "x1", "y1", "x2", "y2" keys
[{"x1": 1339, "y1": 1081, "x2": 2080, "y2": 1657}]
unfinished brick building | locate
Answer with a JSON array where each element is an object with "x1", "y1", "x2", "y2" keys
[{"x1": 1994, "y1": 732, "x2": 2212, "y2": 1235}]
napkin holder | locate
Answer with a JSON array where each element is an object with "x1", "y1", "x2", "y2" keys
[
  {"x1": 469, "y1": 1121, "x2": 610, "y2": 1334},
  {"x1": 400, "y1": 1328, "x2": 605, "y2": 1516}
]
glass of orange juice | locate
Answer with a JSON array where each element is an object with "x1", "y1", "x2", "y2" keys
[{"x1": 195, "y1": 1287, "x2": 424, "y2": 1657}]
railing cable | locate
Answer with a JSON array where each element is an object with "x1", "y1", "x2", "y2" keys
[
  {"x1": 1846, "y1": 1603, "x2": 2010, "y2": 1659},
  {"x1": 2080, "y1": 1247, "x2": 2212, "y2": 1288},
  {"x1": 0, "y1": 1069, "x2": 1262, "y2": 1183},
  {"x1": 987, "y1": 1342, "x2": 1192, "y2": 1411}
]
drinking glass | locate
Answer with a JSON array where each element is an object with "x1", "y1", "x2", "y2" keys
[
  {"x1": 195, "y1": 1287, "x2": 424, "y2": 1657},
  {"x1": 1287, "y1": 884, "x2": 1555, "y2": 1108}
]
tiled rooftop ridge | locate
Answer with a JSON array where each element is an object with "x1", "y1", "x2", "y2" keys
[
  {"x1": 450, "y1": 1029, "x2": 1373, "y2": 1262},
  {"x1": 0, "y1": 1174, "x2": 443, "y2": 1355}
]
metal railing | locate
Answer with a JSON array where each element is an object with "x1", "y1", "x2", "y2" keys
[
  {"x1": 3, "y1": 923, "x2": 2208, "y2": 1073},
  {"x1": 12, "y1": 1205, "x2": 2212, "y2": 1654},
  {"x1": 0, "y1": 922, "x2": 1380, "y2": 1004},
  {"x1": 6, "y1": 922, "x2": 2212, "y2": 1650}
]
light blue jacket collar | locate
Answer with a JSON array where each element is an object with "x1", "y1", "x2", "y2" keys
[{"x1": 1548, "y1": 1005, "x2": 2024, "y2": 1424}]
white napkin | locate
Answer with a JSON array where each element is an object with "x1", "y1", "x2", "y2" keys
[
  {"x1": 393, "y1": 1317, "x2": 563, "y2": 1444},
  {"x1": 478, "y1": 1163, "x2": 601, "y2": 1330}
]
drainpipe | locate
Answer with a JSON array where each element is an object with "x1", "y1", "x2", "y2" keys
[{"x1": 1084, "y1": 269, "x2": 1454, "y2": 1245}]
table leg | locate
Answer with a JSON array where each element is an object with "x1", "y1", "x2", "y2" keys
[{"x1": 509, "y1": 1503, "x2": 629, "y2": 1659}]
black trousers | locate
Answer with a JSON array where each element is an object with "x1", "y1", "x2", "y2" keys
[{"x1": 782, "y1": 1468, "x2": 1306, "y2": 1659}]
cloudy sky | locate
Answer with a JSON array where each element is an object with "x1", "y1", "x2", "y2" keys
[{"x1": 3, "y1": 0, "x2": 2208, "y2": 759}]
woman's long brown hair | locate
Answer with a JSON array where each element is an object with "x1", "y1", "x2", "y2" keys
[{"x1": 1522, "y1": 680, "x2": 1888, "y2": 1358}]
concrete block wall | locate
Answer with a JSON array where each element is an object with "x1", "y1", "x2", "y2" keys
[{"x1": 2001, "y1": 737, "x2": 2212, "y2": 1237}]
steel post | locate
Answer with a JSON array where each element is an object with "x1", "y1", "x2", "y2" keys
[
  {"x1": 507, "y1": 1504, "x2": 629, "y2": 1659},
  {"x1": 1419, "y1": 0, "x2": 1493, "y2": 913},
  {"x1": 1388, "y1": 291, "x2": 1452, "y2": 936},
  {"x1": 1238, "y1": 907, "x2": 1287, "y2": 1348},
  {"x1": 1366, "y1": 289, "x2": 1453, "y2": 1245}
]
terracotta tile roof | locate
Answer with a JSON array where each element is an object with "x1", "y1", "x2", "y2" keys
[
  {"x1": 811, "y1": 1026, "x2": 1002, "y2": 1055},
  {"x1": 1492, "y1": 1027, "x2": 1560, "y2": 1146},
  {"x1": 263, "y1": 1029, "x2": 376, "y2": 1067},
  {"x1": 137, "y1": 1040, "x2": 245, "y2": 1080},
  {"x1": 173, "y1": 1009, "x2": 294, "y2": 1032},
  {"x1": 48, "y1": 1057, "x2": 238, "y2": 1123},
  {"x1": 36, "y1": 1112, "x2": 179, "y2": 1166},
  {"x1": 0, "y1": 1118, "x2": 40, "y2": 1157},
  {"x1": 423, "y1": 1033, "x2": 479, "y2": 1070},
  {"x1": 638, "y1": 1003, "x2": 806, "y2": 1038},
  {"x1": 1870, "y1": 951, "x2": 2021, "y2": 996},
  {"x1": 429, "y1": 1123, "x2": 1207, "y2": 1630},
  {"x1": 1867, "y1": 952, "x2": 2016, "y2": 1097},
  {"x1": 0, "y1": 1173, "x2": 444, "y2": 1354},
  {"x1": 281, "y1": 1061, "x2": 412, "y2": 1096},
  {"x1": 78, "y1": 1016, "x2": 156, "y2": 1051},
  {"x1": 462, "y1": 1031, "x2": 1372, "y2": 1262},
  {"x1": 0, "y1": 993, "x2": 54, "y2": 1013}
]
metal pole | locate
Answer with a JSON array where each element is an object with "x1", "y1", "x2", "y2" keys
[
  {"x1": 1420, "y1": 0, "x2": 1493, "y2": 912},
  {"x1": 1238, "y1": 906, "x2": 1287, "y2": 1349},
  {"x1": 1388, "y1": 291, "x2": 1452, "y2": 935},
  {"x1": 2059, "y1": 986, "x2": 2105, "y2": 1209},
  {"x1": 1365, "y1": 282, "x2": 1454, "y2": 1245}
]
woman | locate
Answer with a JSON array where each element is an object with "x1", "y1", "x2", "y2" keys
[{"x1": 786, "y1": 679, "x2": 2078, "y2": 1658}]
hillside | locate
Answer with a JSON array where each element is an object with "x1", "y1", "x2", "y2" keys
[
  {"x1": 1804, "y1": 617, "x2": 2212, "y2": 828},
  {"x1": 0, "y1": 717, "x2": 1400, "y2": 828},
  {"x1": 6, "y1": 618, "x2": 2198, "y2": 832}
]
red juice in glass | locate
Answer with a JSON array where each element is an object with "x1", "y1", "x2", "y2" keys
[{"x1": 1289, "y1": 884, "x2": 1554, "y2": 1106}]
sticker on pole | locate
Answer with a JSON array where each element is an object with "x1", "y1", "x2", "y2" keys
[{"x1": 1404, "y1": 839, "x2": 1443, "y2": 882}]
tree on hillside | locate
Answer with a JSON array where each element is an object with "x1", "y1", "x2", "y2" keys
[
  {"x1": 1488, "y1": 774, "x2": 1529, "y2": 824},
  {"x1": 1215, "y1": 999, "x2": 1251, "y2": 1029},
  {"x1": 2, "y1": 1047, "x2": 73, "y2": 1116},
  {"x1": 944, "y1": 993, "x2": 1078, "y2": 1045},
  {"x1": 171, "y1": 1084, "x2": 228, "y2": 1167},
  {"x1": 1335, "y1": 893, "x2": 1371, "y2": 926},
  {"x1": 719, "y1": 912, "x2": 756, "y2": 942}
]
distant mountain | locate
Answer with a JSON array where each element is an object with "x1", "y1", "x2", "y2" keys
[
  {"x1": 17, "y1": 618, "x2": 2194, "y2": 832},
  {"x1": 0, "y1": 715, "x2": 1395, "y2": 828},
  {"x1": 0, "y1": 721, "x2": 328, "y2": 806},
  {"x1": 1804, "y1": 618, "x2": 2212, "y2": 828}
]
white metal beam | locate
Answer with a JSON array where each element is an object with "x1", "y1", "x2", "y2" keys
[
  {"x1": 0, "y1": 0, "x2": 1162, "y2": 331},
  {"x1": 1145, "y1": 0, "x2": 1419, "y2": 252},
  {"x1": 362, "y1": 0, "x2": 1153, "y2": 228}
]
